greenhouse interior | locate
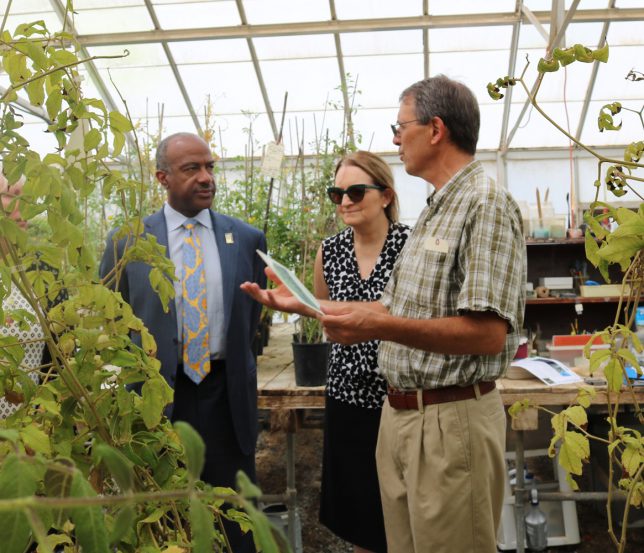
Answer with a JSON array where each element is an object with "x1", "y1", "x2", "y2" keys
[{"x1": 0, "y1": 1, "x2": 643, "y2": 553}]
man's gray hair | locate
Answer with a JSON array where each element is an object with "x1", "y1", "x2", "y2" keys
[
  {"x1": 156, "y1": 132, "x2": 206, "y2": 172},
  {"x1": 400, "y1": 75, "x2": 480, "y2": 155}
]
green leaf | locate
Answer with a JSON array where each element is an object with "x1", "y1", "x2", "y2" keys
[
  {"x1": 69, "y1": 472, "x2": 110, "y2": 553},
  {"x1": 617, "y1": 347, "x2": 639, "y2": 371},
  {"x1": 553, "y1": 47, "x2": 576, "y2": 66},
  {"x1": 50, "y1": 49, "x2": 78, "y2": 67},
  {"x1": 112, "y1": 131, "x2": 125, "y2": 157},
  {"x1": 140, "y1": 327, "x2": 157, "y2": 356},
  {"x1": 0, "y1": 454, "x2": 38, "y2": 553},
  {"x1": 237, "y1": 470, "x2": 262, "y2": 499},
  {"x1": 588, "y1": 347, "x2": 611, "y2": 374},
  {"x1": 174, "y1": 421, "x2": 205, "y2": 480},
  {"x1": 190, "y1": 497, "x2": 215, "y2": 553},
  {"x1": 21, "y1": 41, "x2": 49, "y2": 70},
  {"x1": 0, "y1": 429, "x2": 20, "y2": 443},
  {"x1": 83, "y1": 128, "x2": 102, "y2": 152},
  {"x1": 537, "y1": 57, "x2": 559, "y2": 73},
  {"x1": 573, "y1": 43, "x2": 594, "y2": 63},
  {"x1": 15, "y1": 21, "x2": 47, "y2": 38},
  {"x1": 43, "y1": 459, "x2": 74, "y2": 527},
  {"x1": 486, "y1": 82, "x2": 503, "y2": 100},
  {"x1": 598, "y1": 236, "x2": 644, "y2": 267},
  {"x1": 3, "y1": 51, "x2": 30, "y2": 83},
  {"x1": 592, "y1": 43, "x2": 609, "y2": 63},
  {"x1": 242, "y1": 499, "x2": 284, "y2": 553},
  {"x1": 140, "y1": 378, "x2": 173, "y2": 429},
  {"x1": 108, "y1": 111, "x2": 133, "y2": 133},
  {"x1": 109, "y1": 504, "x2": 136, "y2": 546},
  {"x1": 135, "y1": 507, "x2": 164, "y2": 535},
  {"x1": 20, "y1": 424, "x2": 52, "y2": 455},
  {"x1": 25, "y1": 78, "x2": 45, "y2": 106},
  {"x1": 93, "y1": 443, "x2": 134, "y2": 492}
]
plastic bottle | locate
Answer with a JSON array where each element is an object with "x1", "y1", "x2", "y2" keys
[{"x1": 524, "y1": 487, "x2": 548, "y2": 551}]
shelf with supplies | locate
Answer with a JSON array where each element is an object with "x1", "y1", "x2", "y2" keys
[{"x1": 524, "y1": 238, "x2": 626, "y2": 342}]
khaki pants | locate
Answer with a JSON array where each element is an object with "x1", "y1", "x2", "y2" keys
[{"x1": 375, "y1": 388, "x2": 506, "y2": 553}]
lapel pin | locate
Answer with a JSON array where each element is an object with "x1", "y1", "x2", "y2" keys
[{"x1": 225, "y1": 232, "x2": 234, "y2": 244}]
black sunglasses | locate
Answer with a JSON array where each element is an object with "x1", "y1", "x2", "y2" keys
[{"x1": 326, "y1": 184, "x2": 386, "y2": 205}]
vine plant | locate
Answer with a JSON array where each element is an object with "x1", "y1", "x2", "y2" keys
[
  {"x1": 0, "y1": 7, "x2": 283, "y2": 553},
  {"x1": 489, "y1": 44, "x2": 643, "y2": 552}
]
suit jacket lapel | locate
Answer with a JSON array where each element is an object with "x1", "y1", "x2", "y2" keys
[{"x1": 211, "y1": 211, "x2": 237, "y2": 336}]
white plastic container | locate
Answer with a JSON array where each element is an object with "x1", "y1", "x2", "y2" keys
[{"x1": 546, "y1": 344, "x2": 609, "y2": 367}]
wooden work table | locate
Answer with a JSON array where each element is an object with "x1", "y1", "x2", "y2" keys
[{"x1": 258, "y1": 343, "x2": 644, "y2": 410}]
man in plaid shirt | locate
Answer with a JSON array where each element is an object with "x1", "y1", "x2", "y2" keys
[{"x1": 242, "y1": 75, "x2": 526, "y2": 553}]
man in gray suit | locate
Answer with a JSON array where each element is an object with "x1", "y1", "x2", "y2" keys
[{"x1": 100, "y1": 132, "x2": 266, "y2": 551}]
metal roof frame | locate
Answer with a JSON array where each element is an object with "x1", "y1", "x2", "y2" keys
[
  {"x1": 143, "y1": 0, "x2": 202, "y2": 136},
  {"x1": 75, "y1": 8, "x2": 644, "y2": 47}
]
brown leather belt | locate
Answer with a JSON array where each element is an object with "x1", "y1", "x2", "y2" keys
[{"x1": 387, "y1": 381, "x2": 496, "y2": 410}]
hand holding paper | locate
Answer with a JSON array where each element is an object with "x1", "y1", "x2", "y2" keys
[{"x1": 240, "y1": 251, "x2": 323, "y2": 317}]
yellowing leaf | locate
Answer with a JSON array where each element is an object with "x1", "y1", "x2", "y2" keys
[
  {"x1": 622, "y1": 446, "x2": 642, "y2": 477},
  {"x1": 141, "y1": 378, "x2": 173, "y2": 429},
  {"x1": 603, "y1": 358, "x2": 623, "y2": 392},
  {"x1": 141, "y1": 327, "x2": 157, "y2": 356},
  {"x1": 575, "y1": 386, "x2": 596, "y2": 408},
  {"x1": 25, "y1": 78, "x2": 45, "y2": 106},
  {"x1": 562, "y1": 405, "x2": 588, "y2": 428},
  {"x1": 559, "y1": 431, "x2": 589, "y2": 475},
  {"x1": 83, "y1": 128, "x2": 102, "y2": 152},
  {"x1": 20, "y1": 424, "x2": 52, "y2": 455},
  {"x1": 108, "y1": 111, "x2": 133, "y2": 133}
]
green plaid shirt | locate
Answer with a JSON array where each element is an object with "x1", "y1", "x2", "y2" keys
[{"x1": 379, "y1": 160, "x2": 526, "y2": 389}]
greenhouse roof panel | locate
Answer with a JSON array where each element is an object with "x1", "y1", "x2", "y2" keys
[{"x1": 0, "y1": 1, "x2": 641, "y2": 157}]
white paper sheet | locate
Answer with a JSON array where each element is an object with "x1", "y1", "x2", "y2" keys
[
  {"x1": 509, "y1": 357, "x2": 583, "y2": 386},
  {"x1": 256, "y1": 250, "x2": 323, "y2": 315}
]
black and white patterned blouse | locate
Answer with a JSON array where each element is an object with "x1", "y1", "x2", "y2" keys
[
  {"x1": 322, "y1": 222, "x2": 410, "y2": 409},
  {"x1": 0, "y1": 288, "x2": 44, "y2": 418}
]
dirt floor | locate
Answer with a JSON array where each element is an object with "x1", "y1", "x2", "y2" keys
[{"x1": 255, "y1": 422, "x2": 644, "y2": 553}]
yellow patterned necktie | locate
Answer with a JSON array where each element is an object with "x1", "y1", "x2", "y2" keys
[{"x1": 182, "y1": 219, "x2": 210, "y2": 383}]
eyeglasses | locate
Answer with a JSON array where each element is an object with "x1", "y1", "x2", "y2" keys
[
  {"x1": 326, "y1": 184, "x2": 386, "y2": 205},
  {"x1": 390, "y1": 119, "x2": 420, "y2": 136}
]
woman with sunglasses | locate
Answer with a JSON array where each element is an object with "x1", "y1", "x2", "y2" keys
[{"x1": 314, "y1": 151, "x2": 410, "y2": 553}]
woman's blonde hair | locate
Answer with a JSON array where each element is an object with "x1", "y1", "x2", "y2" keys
[{"x1": 334, "y1": 150, "x2": 399, "y2": 223}]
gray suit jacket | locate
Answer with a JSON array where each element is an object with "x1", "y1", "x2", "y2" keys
[{"x1": 99, "y1": 208, "x2": 267, "y2": 454}]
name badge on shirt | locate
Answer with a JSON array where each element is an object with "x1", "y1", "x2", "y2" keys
[
  {"x1": 225, "y1": 232, "x2": 234, "y2": 244},
  {"x1": 423, "y1": 236, "x2": 449, "y2": 253}
]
